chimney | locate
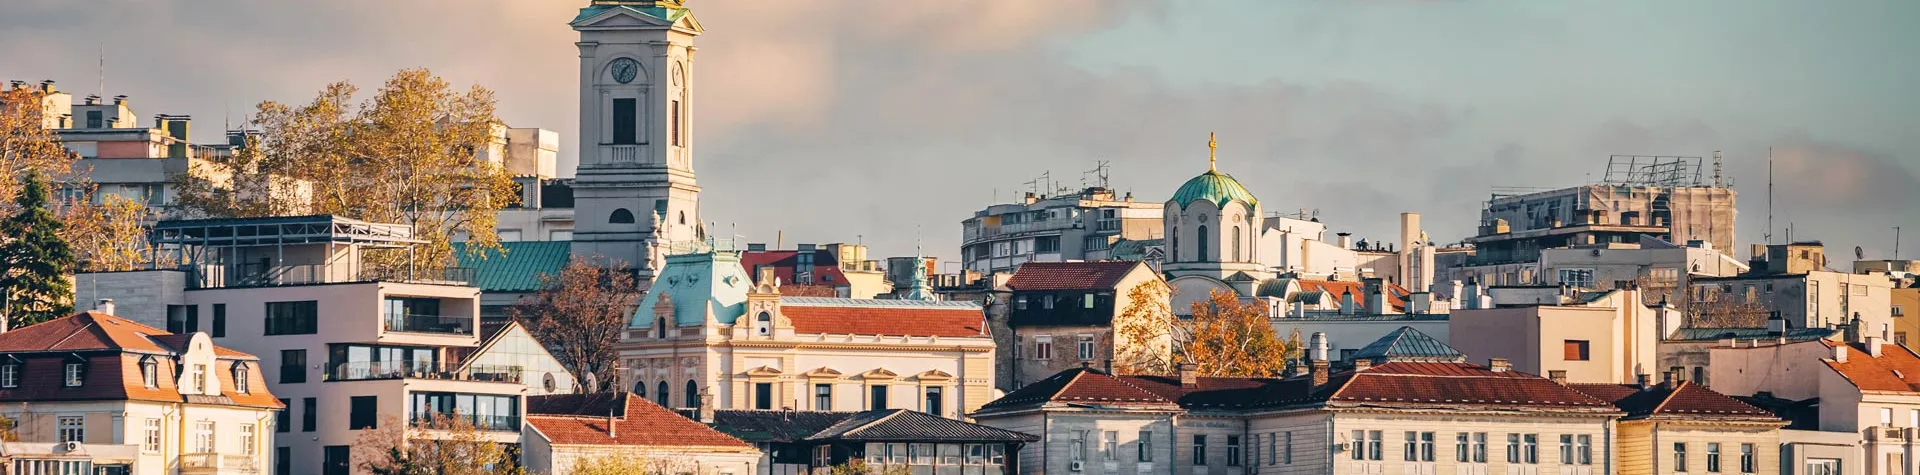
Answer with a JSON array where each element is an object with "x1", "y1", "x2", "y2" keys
[
  {"x1": 607, "y1": 394, "x2": 621, "y2": 438},
  {"x1": 1353, "y1": 359, "x2": 1372, "y2": 372},
  {"x1": 756, "y1": 265, "x2": 776, "y2": 286},
  {"x1": 84, "y1": 94, "x2": 99, "y2": 105},
  {"x1": 1488, "y1": 358, "x2": 1510, "y2": 373},
  {"x1": 1845, "y1": 313, "x2": 1864, "y2": 343},
  {"x1": 95, "y1": 299, "x2": 116, "y2": 315},
  {"x1": 1832, "y1": 342, "x2": 1849, "y2": 362},
  {"x1": 1337, "y1": 232, "x2": 1353, "y2": 249},
  {"x1": 113, "y1": 95, "x2": 127, "y2": 106},
  {"x1": 1177, "y1": 363, "x2": 1198, "y2": 388},
  {"x1": 1868, "y1": 336, "x2": 1885, "y2": 357},
  {"x1": 1635, "y1": 373, "x2": 1652, "y2": 390},
  {"x1": 1362, "y1": 278, "x2": 1387, "y2": 315},
  {"x1": 1462, "y1": 279, "x2": 1483, "y2": 310},
  {"x1": 1449, "y1": 280, "x2": 1464, "y2": 307},
  {"x1": 697, "y1": 388, "x2": 716, "y2": 424},
  {"x1": 1548, "y1": 370, "x2": 1567, "y2": 385},
  {"x1": 1310, "y1": 360, "x2": 1331, "y2": 389},
  {"x1": 1309, "y1": 332, "x2": 1329, "y2": 362},
  {"x1": 39, "y1": 80, "x2": 54, "y2": 93},
  {"x1": 1339, "y1": 292, "x2": 1357, "y2": 315},
  {"x1": 1767, "y1": 312, "x2": 1786, "y2": 336}
]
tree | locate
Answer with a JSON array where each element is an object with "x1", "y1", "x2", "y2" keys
[
  {"x1": 828, "y1": 460, "x2": 912, "y2": 475},
  {"x1": 1111, "y1": 279, "x2": 1177, "y2": 374},
  {"x1": 352, "y1": 415, "x2": 524, "y2": 475},
  {"x1": 567, "y1": 452, "x2": 697, "y2": 475},
  {"x1": 176, "y1": 68, "x2": 517, "y2": 273},
  {"x1": 509, "y1": 257, "x2": 641, "y2": 389},
  {"x1": 62, "y1": 193, "x2": 162, "y2": 272},
  {"x1": 1115, "y1": 286, "x2": 1291, "y2": 377},
  {"x1": 0, "y1": 85, "x2": 79, "y2": 209},
  {"x1": 0, "y1": 172, "x2": 76, "y2": 326}
]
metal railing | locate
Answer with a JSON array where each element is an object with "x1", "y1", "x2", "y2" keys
[
  {"x1": 180, "y1": 453, "x2": 259, "y2": 473},
  {"x1": 412, "y1": 413, "x2": 520, "y2": 432},
  {"x1": 189, "y1": 263, "x2": 474, "y2": 289},
  {"x1": 326, "y1": 361, "x2": 522, "y2": 383},
  {"x1": 383, "y1": 313, "x2": 474, "y2": 335}
]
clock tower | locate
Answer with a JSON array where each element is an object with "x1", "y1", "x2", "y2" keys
[{"x1": 569, "y1": 0, "x2": 704, "y2": 278}]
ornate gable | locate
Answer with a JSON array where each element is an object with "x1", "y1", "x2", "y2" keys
[{"x1": 861, "y1": 368, "x2": 898, "y2": 381}]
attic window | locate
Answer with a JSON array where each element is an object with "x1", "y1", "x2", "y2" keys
[
  {"x1": 233, "y1": 362, "x2": 251, "y2": 394},
  {"x1": 65, "y1": 362, "x2": 87, "y2": 387},
  {"x1": 0, "y1": 361, "x2": 18, "y2": 388},
  {"x1": 141, "y1": 357, "x2": 160, "y2": 389}
]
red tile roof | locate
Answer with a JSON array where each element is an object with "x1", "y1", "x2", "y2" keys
[
  {"x1": 979, "y1": 367, "x2": 1180, "y2": 411},
  {"x1": 1007, "y1": 261, "x2": 1147, "y2": 291},
  {"x1": 526, "y1": 393, "x2": 755, "y2": 450},
  {"x1": 1326, "y1": 362, "x2": 1615, "y2": 409},
  {"x1": 979, "y1": 362, "x2": 1618, "y2": 415},
  {"x1": 1821, "y1": 341, "x2": 1920, "y2": 393},
  {"x1": 1299, "y1": 280, "x2": 1410, "y2": 312},
  {"x1": 0, "y1": 312, "x2": 281, "y2": 409},
  {"x1": 742, "y1": 250, "x2": 853, "y2": 289},
  {"x1": 781, "y1": 302, "x2": 987, "y2": 338},
  {"x1": 1569, "y1": 382, "x2": 1779, "y2": 421}
]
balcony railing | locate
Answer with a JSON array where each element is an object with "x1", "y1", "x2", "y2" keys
[
  {"x1": 610, "y1": 145, "x2": 639, "y2": 163},
  {"x1": 189, "y1": 263, "x2": 473, "y2": 289},
  {"x1": 180, "y1": 453, "x2": 259, "y2": 473},
  {"x1": 327, "y1": 361, "x2": 522, "y2": 383},
  {"x1": 412, "y1": 413, "x2": 520, "y2": 432},
  {"x1": 384, "y1": 313, "x2": 474, "y2": 335}
]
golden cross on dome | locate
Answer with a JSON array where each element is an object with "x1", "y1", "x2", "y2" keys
[{"x1": 1208, "y1": 132, "x2": 1218, "y2": 172}]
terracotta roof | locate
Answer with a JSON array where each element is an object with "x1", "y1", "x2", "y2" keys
[
  {"x1": 780, "y1": 300, "x2": 987, "y2": 338},
  {"x1": 525, "y1": 393, "x2": 754, "y2": 449},
  {"x1": 1569, "y1": 382, "x2": 1779, "y2": 421},
  {"x1": 1006, "y1": 261, "x2": 1146, "y2": 291},
  {"x1": 980, "y1": 367, "x2": 1179, "y2": 411},
  {"x1": 1821, "y1": 341, "x2": 1920, "y2": 393},
  {"x1": 979, "y1": 362, "x2": 1616, "y2": 414},
  {"x1": 1297, "y1": 280, "x2": 1410, "y2": 312},
  {"x1": 1325, "y1": 362, "x2": 1616, "y2": 410},
  {"x1": 0, "y1": 312, "x2": 280, "y2": 409}
]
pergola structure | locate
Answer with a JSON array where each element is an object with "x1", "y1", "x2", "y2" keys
[{"x1": 147, "y1": 215, "x2": 455, "y2": 288}]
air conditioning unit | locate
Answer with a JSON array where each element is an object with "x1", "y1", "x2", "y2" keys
[
  {"x1": 1069, "y1": 460, "x2": 1085, "y2": 472},
  {"x1": 60, "y1": 441, "x2": 82, "y2": 453}
]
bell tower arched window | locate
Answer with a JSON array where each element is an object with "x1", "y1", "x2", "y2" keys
[
  {"x1": 609, "y1": 208, "x2": 635, "y2": 224},
  {"x1": 1233, "y1": 226, "x2": 1242, "y2": 262},
  {"x1": 1197, "y1": 225, "x2": 1211, "y2": 262}
]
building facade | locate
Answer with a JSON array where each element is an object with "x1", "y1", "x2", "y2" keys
[
  {"x1": 705, "y1": 408, "x2": 1035, "y2": 474},
  {"x1": 960, "y1": 187, "x2": 1163, "y2": 274},
  {"x1": 1568, "y1": 379, "x2": 1785, "y2": 475},
  {"x1": 1690, "y1": 243, "x2": 1894, "y2": 331},
  {"x1": 1449, "y1": 289, "x2": 1672, "y2": 384},
  {"x1": 1000, "y1": 261, "x2": 1165, "y2": 390},
  {"x1": 1713, "y1": 337, "x2": 1920, "y2": 475},
  {"x1": 1466, "y1": 172, "x2": 1737, "y2": 269},
  {"x1": 0, "y1": 310, "x2": 283, "y2": 475},
  {"x1": 740, "y1": 243, "x2": 888, "y2": 299},
  {"x1": 616, "y1": 244, "x2": 997, "y2": 419},
  {"x1": 521, "y1": 392, "x2": 760, "y2": 475}
]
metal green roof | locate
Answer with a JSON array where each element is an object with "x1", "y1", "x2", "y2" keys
[
  {"x1": 1351, "y1": 326, "x2": 1465, "y2": 363},
  {"x1": 1170, "y1": 170, "x2": 1259, "y2": 209},
  {"x1": 451, "y1": 241, "x2": 572, "y2": 293}
]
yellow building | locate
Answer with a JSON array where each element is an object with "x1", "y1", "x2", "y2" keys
[
  {"x1": 1572, "y1": 377, "x2": 1786, "y2": 475},
  {"x1": 1893, "y1": 285, "x2": 1918, "y2": 349},
  {"x1": 617, "y1": 244, "x2": 996, "y2": 419}
]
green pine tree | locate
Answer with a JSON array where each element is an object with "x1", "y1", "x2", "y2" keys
[{"x1": 0, "y1": 172, "x2": 77, "y2": 326}]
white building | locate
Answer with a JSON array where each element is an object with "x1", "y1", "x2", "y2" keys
[
  {"x1": 1712, "y1": 337, "x2": 1920, "y2": 475},
  {"x1": 0, "y1": 310, "x2": 283, "y2": 475},
  {"x1": 521, "y1": 393, "x2": 760, "y2": 475},
  {"x1": 74, "y1": 215, "x2": 527, "y2": 475}
]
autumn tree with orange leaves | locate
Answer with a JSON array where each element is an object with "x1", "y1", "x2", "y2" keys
[{"x1": 1113, "y1": 285, "x2": 1291, "y2": 377}]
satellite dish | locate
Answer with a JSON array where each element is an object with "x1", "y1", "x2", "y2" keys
[
  {"x1": 1856, "y1": 246, "x2": 1866, "y2": 260},
  {"x1": 583, "y1": 373, "x2": 600, "y2": 393}
]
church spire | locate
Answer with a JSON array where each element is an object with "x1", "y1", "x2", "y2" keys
[{"x1": 1208, "y1": 132, "x2": 1218, "y2": 172}]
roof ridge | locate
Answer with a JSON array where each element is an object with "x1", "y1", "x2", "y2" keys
[
  {"x1": 837, "y1": 410, "x2": 905, "y2": 437},
  {"x1": 1648, "y1": 382, "x2": 1684, "y2": 415},
  {"x1": 51, "y1": 318, "x2": 101, "y2": 351}
]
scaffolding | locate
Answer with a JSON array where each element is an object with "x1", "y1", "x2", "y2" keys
[{"x1": 1602, "y1": 155, "x2": 1705, "y2": 188}]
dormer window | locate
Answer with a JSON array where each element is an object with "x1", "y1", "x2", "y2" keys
[
  {"x1": 64, "y1": 362, "x2": 86, "y2": 387},
  {"x1": 0, "y1": 361, "x2": 18, "y2": 388},
  {"x1": 141, "y1": 357, "x2": 159, "y2": 389},
  {"x1": 191, "y1": 364, "x2": 207, "y2": 393},
  {"x1": 232, "y1": 363, "x2": 250, "y2": 394}
]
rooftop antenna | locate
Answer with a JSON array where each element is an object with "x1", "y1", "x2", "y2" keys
[
  {"x1": 1766, "y1": 149, "x2": 1774, "y2": 245},
  {"x1": 97, "y1": 44, "x2": 105, "y2": 98},
  {"x1": 1082, "y1": 160, "x2": 1112, "y2": 190},
  {"x1": 1712, "y1": 150, "x2": 1724, "y2": 187},
  {"x1": 1895, "y1": 226, "x2": 1902, "y2": 261}
]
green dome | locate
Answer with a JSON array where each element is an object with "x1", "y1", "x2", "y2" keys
[{"x1": 1170, "y1": 170, "x2": 1259, "y2": 209}]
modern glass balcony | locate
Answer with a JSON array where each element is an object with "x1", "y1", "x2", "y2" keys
[
  {"x1": 382, "y1": 312, "x2": 473, "y2": 335},
  {"x1": 326, "y1": 360, "x2": 522, "y2": 383}
]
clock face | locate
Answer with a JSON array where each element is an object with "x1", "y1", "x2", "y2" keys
[{"x1": 610, "y1": 58, "x2": 640, "y2": 84}]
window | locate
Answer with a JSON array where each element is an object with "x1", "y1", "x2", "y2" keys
[
  {"x1": 1740, "y1": 443, "x2": 1755, "y2": 473},
  {"x1": 1139, "y1": 430, "x2": 1154, "y2": 462},
  {"x1": 1457, "y1": 433, "x2": 1470, "y2": 462},
  {"x1": 1197, "y1": 225, "x2": 1210, "y2": 261},
  {"x1": 350, "y1": 396, "x2": 378, "y2": 430},
  {"x1": 194, "y1": 421, "x2": 215, "y2": 453},
  {"x1": 609, "y1": 208, "x2": 635, "y2": 224},
  {"x1": 1558, "y1": 268, "x2": 1595, "y2": 288},
  {"x1": 1035, "y1": 236, "x2": 1061, "y2": 253},
  {"x1": 86, "y1": 110, "x2": 102, "y2": 128},
  {"x1": 924, "y1": 386, "x2": 943, "y2": 415},
  {"x1": 1250, "y1": 434, "x2": 1260, "y2": 466},
  {"x1": 1104, "y1": 431, "x2": 1118, "y2": 460},
  {"x1": 265, "y1": 301, "x2": 318, "y2": 335},
  {"x1": 1897, "y1": 305, "x2": 1907, "y2": 317},
  {"x1": 1083, "y1": 293, "x2": 1096, "y2": 309},
  {"x1": 611, "y1": 98, "x2": 637, "y2": 144},
  {"x1": 1284, "y1": 431, "x2": 1293, "y2": 464},
  {"x1": 1577, "y1": 434, "x2": 1592, "y2": 465},
  {"x1": 143, "y1": 418, "x2": 162, "y2": 452},
  {"x1": 1406, "y1": 432, "x2": 1420, "y2": 461},
  {"x1": 1507, "y1": 434, "x2": 1520, "y2": 463},
  {"x1": 302, "y1": 398, "x2": 317, "y2": 432},
  {"x1": 1473, "y1": 432, "x2": 1488, "y2": 463},
  {"x1": 1674, "y1": 442, "x2": 1688, "y2": 472},
  {"x1": 1651, "y1": 267, "x2": 1680, "y2": 282},
  {"x1": 408, "y1": 392, "x2": 520, "y2": 431},
  {"x1": 1564, "y1": 340, "x2": 1591, "y2": 361},
  {"x1": 754, "y1": 383, "x2": 773, "y2": 410},
  {"x1": 233, "y1": 363, "x2": 250, "y2": 394},
  {"x1": 1882, "y1": 407, "x2": 1894, "y2": 426},
  {"x1": 1078, "y1": 335, "x2": 1096, "y2": 361},
  {"x1": 1559, "y1": 435, "x2": 1574, "y2": 464},
  {"x1": 1523, "y1": 434, "x2": 1537, "y2": 464},
  {"x1": 670, "y1": 99, "x2": 683, "y2": 147},
  {"x1": 1227, "y1": 435, "x2": 1242, "y2": 466},
  {"x1": 870, "y1": 385, "x2": 888, "y2": 410},
  {"x1": 815, "y1": 384, "x2": 832, "y2": 410},
  {"x1": 239, "y1": 423, "x2": 256, "y2": 455},
  {"x1": 1034, "y1": 336, "x2": 1052, "y2": 360},
  {"x1": 686, "y1": 380, "x2": 699, "y2": 410},
  {"x1": 658, "y1": 381, "x2": 670, "y2": 407},
  {"x1": 1232, "y1": 226, "x2": 1242, "y2": 261},
  {"x1": 212, "y1": 304, "x2": 226, "y2": 337},
  {"x1": 1707, "y1": 442, "x2": 1721, "y2": 473},
  {"x1": 65, "y1": 362, "x2": 85, "y2": 386},
  {"x1": 0, "y1": 363, "x2": 16, "y2": 387},
  {"x1": 1352, "y1": 430, "x2": 1367, "y2": 461},
  {"x1": 1420, "y1": 432, "x2": 1435, "y2": 462},
  {"x1": 1806, "y1": 458, "x2": 1839, "y2": 475},
  {"x1": 142, "y1": 357, "x2": 159, "y2": 388},
  {"x1": 275, "y1": 399, "x2": 290, "y2": 433},
  {"x1": 497, "y1": 229, "x2": 522, "y2": 242},
  {"x1": 1070, "y1": 431, "x2": 1087, "y2": 462},
  {"x1": 191, "y1": 364, "x2": 206, "y2": 393},
  {"x1": 276, "y1": 447, "x2": 291, "y2": 475},
  {"x1": 1194, "y1": 434, "x2": 1207, "y2": 465},
  {"x1": 1013, "y1": 295, "x2": 1028, "y2": 311},
  {"x1": 185, "y1": 305, "x2": 199, "y2": 333},
  {"x1": 1041, "y1": 295, "x2": 1055, "y2": 310},
  {"x1": 58, "y1": 416, "x2": 84, "y2": 443},
  {"x1": 324, "y1": 445, "x2": 350, "y2": 475},
  {"x1": 1370, "y1": 431, "x2": 1383, "y2": 461},
  {"x1": 280, "y1": 350, "x2": 306, "y2": 384}
]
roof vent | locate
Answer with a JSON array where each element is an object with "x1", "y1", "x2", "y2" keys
[{"x1": 1488, "y1": 358, "x2": 1510, "y2": 373}]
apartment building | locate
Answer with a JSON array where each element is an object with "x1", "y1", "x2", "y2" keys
[
  {"x1": 972, "y1": 330, "x2": 1625, "y2": 475},
  {"x1": 1712, "y1": 335, "x2": 1920, "y2": 475},
  {"x1": 1569, "y1": 376, "x2": 1786, "y2": 475},
  {"x1": 1450, "y1": 289, "x2": 1672, "y2": 384},
  {"x1": 740, "y1": 242, "x2": 889, "y2": 299},
  {"x1": 617, "y1": 241, "x2": 996, "y2": 418},
  {"x1": 1691, "y1": 242, "x2": 1894, "y2": 331},
  {"x1": 999, "y1": 261, "x2": 1165, "y2": 390},
  {"x1": 73, "y1": 215, "x2": 527, "y2": 475},
  {"x1": 0, "y1": 309, "x2": 283, "y2": 475},
  {"x1": 960, "y1": 187, "x2": 1163, "y2": 274}
]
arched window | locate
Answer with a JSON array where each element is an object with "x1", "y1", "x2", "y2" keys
[
  {"x1": 232, "y1": 362, "x2": 250, "y2": 394},
  {"x1": 634, "y1": 381, "x2": 647, "y2": 398},
  {"x1": 140, "y1": 357, "x2": 159, "y2": 389},
  {"x1": 656, "y1": 317, "x2": 667, "y2": 339},
  {"x1": 656, "y1": 381, "x2": 670, "y2": 407},
  {"x1": 1197, "y1": 225, "x2": 1210, "y2": 262},
  {"x1": 685, "y1": 380, "x2": 699, "y2": 410},
  {"x1": 1170, "y1": 227, "x2": 1179, "y2": 263},
  {"x1": 1232, "y1": 226, "x2": 1242, "y2": 262},
  {"x1": 609, "y1": 208, "x2": 635, "y2": 224},
  {"x1": 756, "y1": 312, "x2": 772, "y2": 335},
  {"x1": 678, "y1": 211, "x2": 687, "y2": 225}
]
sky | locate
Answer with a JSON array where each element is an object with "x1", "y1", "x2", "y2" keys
[{"x1": 3, "y1": 0, "x2": 1917, "y2": 265}]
